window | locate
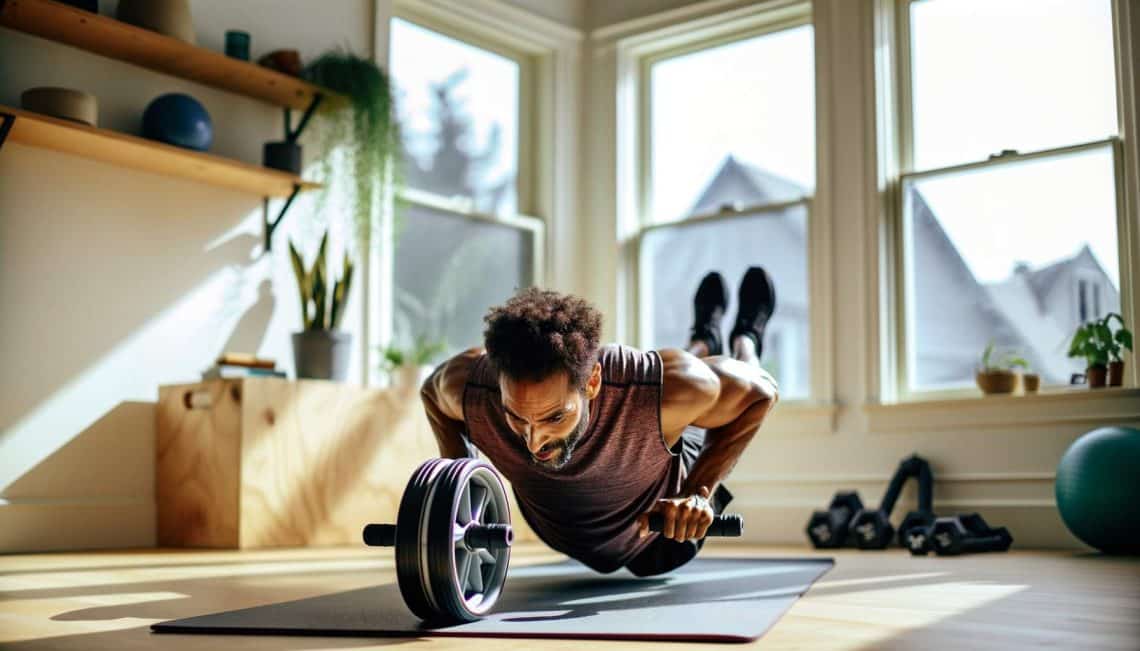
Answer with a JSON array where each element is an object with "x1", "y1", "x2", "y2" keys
[
  {"x1": 389, "y1": 16, "x2": 541, "y2": 359},
  {"x1": 894, "y1": 0, "x2": 1123, "y2": 393},
  {"x1": 637, "y1": 18, "x2": 816, "y2": 400},
  {"x1": 393, "y1": 201, "x2": 535, "y2": 352}
]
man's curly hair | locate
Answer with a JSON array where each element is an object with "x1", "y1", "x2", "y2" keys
[{"x1": 483, "y1": 288, "x2": 603, "y2": 389}]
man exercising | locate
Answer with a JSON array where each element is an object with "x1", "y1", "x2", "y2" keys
[{"x1": 420, "y1": 268, "x2": 778, "y2": 576}]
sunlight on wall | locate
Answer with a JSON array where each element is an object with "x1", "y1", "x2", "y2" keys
[{"x1": 0, "y1": 229, "x2": 266, "y2": 490}]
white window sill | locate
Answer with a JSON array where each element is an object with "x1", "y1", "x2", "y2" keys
[{"x1": 864, "y1": 386, "x2": 1140, "y2": 432}]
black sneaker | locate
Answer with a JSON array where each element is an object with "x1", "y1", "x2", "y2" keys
[
  {"x1": 690, "y1": 272, "x2": 727, "y2": 356},
  {"x1": 730, "y1": 267, "x2": 776, "y2": 359}
]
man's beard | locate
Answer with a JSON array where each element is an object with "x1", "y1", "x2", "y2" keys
[{"x1": 532, "y1": 394, "x2": 589, "y2": 471}]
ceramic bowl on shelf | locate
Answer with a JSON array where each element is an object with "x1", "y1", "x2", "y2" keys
[
  {"x1": 116, "y1": 0, "x2": 197, "y2": 45},
  {"x1": 20, "y1": 87, "x2": 98, "y2": 126}
]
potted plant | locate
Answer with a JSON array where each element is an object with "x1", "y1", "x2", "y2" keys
[
  {"x1": 303, "y1": 50, "x2": 400, "y2": 248},
  {"x1": 378, "y1": 336, "x2": 446, "y2": 391},
  {"x1": 1102, "y1": 313, "x2": 1134, "y2": 387},
  {"x1": 1068, "y1": 318, "x2": 1112, "y2": 389},
  {"x1": 1021, "y1": 363, "x2": 1040, "y2": 394},
  {"x1": 976, "y1": 341, "x2": 1028, "y2": 395},
  {"x1": 289, "y1": 230, "x2": 354, "y2": 380}
]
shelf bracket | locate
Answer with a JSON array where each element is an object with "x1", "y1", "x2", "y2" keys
[
  {"x1": 263, "y1": 183, "x2": 302, "y2": 252},
  {"x1": 284, "y1": 92, "x2": 324, "y2": 143},
  {"x1": 0, "y1": 111, "x2": 16, "y2": 151}
]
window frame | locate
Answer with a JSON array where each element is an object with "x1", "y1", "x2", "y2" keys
[
  {"x1": 625, "y1": 2, "x2": 830, "y2": 406},
  {"x1": 636, "y1": 13, "x2": 815, "y2": 225},
  {"x1": 385, "y1": 6, "x2": 547, "y2": 365},
  {"x1": 884, "y1": 0, "x2": 1134, "y2": 400}
]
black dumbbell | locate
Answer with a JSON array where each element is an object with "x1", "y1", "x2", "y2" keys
[
  {"x1": 805, "y1": 491, "x2": 864, "y2": 548},
  {"x1": 897, "y1": 458, "x2": 936, "y2": 554},
  {"x1": 850, "y1": 454, "x2": 932, "y2": 550},
  {"x1": 928, "y1": 513, "x2": 1013, "y2": 556}
]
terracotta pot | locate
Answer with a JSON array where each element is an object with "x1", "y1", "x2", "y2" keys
[
  {"x1": 976, "y1": 370, "x2": 1018, "y2": 395},
  {"x1": 1086, "y1": 365, "x2": 1108, "y2": 389},
  {"x1": 258, "y1": 49, "x2": 303, "y2": 77},
  {"x1": 1108, "y1": 360, "x2": 1125, "y2": 387},
  {"x1": 1022, "y1": 373, "x2": 1040, "y2": 394}
]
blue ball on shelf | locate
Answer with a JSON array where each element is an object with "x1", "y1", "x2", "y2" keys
[{"x1": 141, "y1": 93, "x2": 213, "y2": 152}]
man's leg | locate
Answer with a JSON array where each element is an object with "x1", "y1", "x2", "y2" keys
[
  {"x1": 625, "y1": 268, "x2": 773, "y2": 577},
  {"x1": 730, "y1": 330, "x2": 761, "y2": 366}
]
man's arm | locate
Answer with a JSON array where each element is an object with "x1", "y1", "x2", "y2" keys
[
  {"x1": 419, "y1": 348, "x2": 482, "y2": 459},
  {"x1": 638, "y1": 348, "x2": 779, "y2": 541}
]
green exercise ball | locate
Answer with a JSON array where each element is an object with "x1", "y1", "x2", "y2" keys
[{"x1": 1054, "y1": 426, "x2": 1140, "y2": 555}]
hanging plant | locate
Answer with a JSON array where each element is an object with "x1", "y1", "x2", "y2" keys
[{"x1": 303, "y1": 49, "x2": 401, "y2": 250}]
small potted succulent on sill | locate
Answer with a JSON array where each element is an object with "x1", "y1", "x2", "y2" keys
[
  {"x1": 1068, "y1": 313, "x2": 1133, "y2": 389},
  {"x1": 976, "y1": 341, "x2": 1028, "y2": 395},
  {"x1": 1021, "y1": 364, "x2": 1040, "y2": 394},
  {"x1": 289, "y1": 230, "x2": 355, "y2": 381},
  {"x1": 377, "y1": 336, "x2": 446, "y2": 392}
]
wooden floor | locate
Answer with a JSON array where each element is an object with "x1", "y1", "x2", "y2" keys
[{"x1": 1, "y1": 543, "x2": 1137, "y2": 650}]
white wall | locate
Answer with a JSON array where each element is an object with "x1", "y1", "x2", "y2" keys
[
  {"x1": 503, "y1": 0, "x2": 587, "y2": 30},
  {"x1": 0, "y1": 0, "x2": 374, "y2": 550},
  {"x1": 587, "y1": 0, "x2": 705, "y2": 30}
]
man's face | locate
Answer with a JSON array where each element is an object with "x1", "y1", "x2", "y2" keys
[{"x1": 499, "y1": 368, "x2": 597, "y2": 470}]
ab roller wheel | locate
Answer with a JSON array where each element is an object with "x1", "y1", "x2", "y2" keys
[
  {"x1": 366, "y1": 457, "x2": 744, "y2": 623},
  {"x1": 363, "y1": 458, "x2": 514, "y2": 623}
]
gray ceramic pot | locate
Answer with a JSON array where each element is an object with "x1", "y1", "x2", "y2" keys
[{"x1": 292, "y1": 330, "x2": 352, "y2": 381}]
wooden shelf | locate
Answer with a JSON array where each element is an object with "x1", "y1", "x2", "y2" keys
[
  {"x1": 1, "y1": 105, "x2": 319, "y2": 197},
  {"x1": 0, "y1": 0, "x2": 334, "y2": 110}
]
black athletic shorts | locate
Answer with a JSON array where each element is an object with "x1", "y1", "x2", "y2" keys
[{"x1": 624, "y1": 426, "x2": 734, "y2": 577}]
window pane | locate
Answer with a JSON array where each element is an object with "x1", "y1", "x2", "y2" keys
[
  {"x1": 394, "y1": 204, "x2": 533, "y2": 356},
  {"x1": 639, "y1": 207, "x2": 811, "y2": 399},
  {"x1": 910, "y1": 0, "x2": 1116, "y2": 170},
  {"x1": 390, "y1": 18, "x2": 519, "y2": 214},
  {"x1": 650, "y1": 25, "x2": 815, "y2": 221},
  {"x1": 904, "y1": 145, "x2": 1119, "y2": 391}
]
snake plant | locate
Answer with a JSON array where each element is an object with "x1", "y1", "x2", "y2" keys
[{"x1": 288, "y1": 230, "x2": 354, "y2": 331}]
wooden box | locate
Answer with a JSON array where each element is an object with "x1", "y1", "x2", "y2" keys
[
  {"x1": 155, "y1": 377, "x2": 440, "y2": 548},
  {"x1": 156, "y1": 376, "x2": 538, "y2": 549}
]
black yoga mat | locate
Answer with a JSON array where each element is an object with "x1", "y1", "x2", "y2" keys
[{"x1": 153, "y1": 557, "x2": 833, "y2": 643}]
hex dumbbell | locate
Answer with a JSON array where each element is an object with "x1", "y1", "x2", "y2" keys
[
  {"x1": 926, "y1": 513, "x2": 1013, "y2": 556},
  {"x1": 850, "y1": 455, "x2": 933, "y2": 550},
  {"x1": 897, "y1": 458, "x2": 936, "y2": 554},
  {"x1": 805, "y1": 491, "x2": 864, "y2": 548}
]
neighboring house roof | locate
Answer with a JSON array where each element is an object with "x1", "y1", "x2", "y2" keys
[
  {"x1": 1024, "y1": 245, "x2": 1111, "y2": 311},
  {"x1": 907, "y1": 192, "x2": 1047, "y2": 373},
  {"x1": 984, "y1": 245, "x2": 1119, "y2": 381},
  {"x1": 686, "y1": 155, "x2": 1119, "y2": 387},
  {"x1": 687, "y1": 155, "x2": 807, "y2": 216},
  {"x1": 984, "y1": 275, "x2": 1072, "y2": 381}
]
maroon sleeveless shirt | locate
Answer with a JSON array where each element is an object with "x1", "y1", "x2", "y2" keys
[{"x1": 462, "y1": 344, "x2": 683, "y2": 573}]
